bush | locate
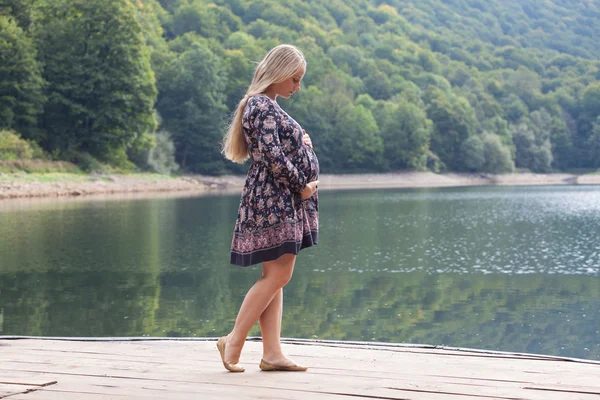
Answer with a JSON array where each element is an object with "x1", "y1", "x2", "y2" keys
[
  {"x1": 461, "y1": 135, "x2": 485, "y2": 172},
  {"x1": 67, "y1": 151, "x2": 108, "y2": 173},
  {"x1": 28, "y1": 140, "x2": 48, "y2": 160},
  {"x1": 426, "y1": 150, "x2": 443, "y2": 173},
  {"x1": 128, "y1": 132, "x2": 157, "y2": 170},
  {"x1": 0, "y1": 130, "x2": 34, "y2": 160},
  {"x1": 67, "y1": 149, "x2": 137, "y2": 173},
  {"x1": 104, "y1": 147, "x2": 136, "y2": 172},
  {"x1": 147, "y1": 131, "x2": 179, "y2": 175},
  {"x1": 0, "y1": 160, "x2": 81, "y2": 173},
  {"x1": 482, "y1": 133, "x2": 514, "y2": 173}
]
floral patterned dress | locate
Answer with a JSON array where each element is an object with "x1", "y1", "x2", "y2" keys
[{"x1": 230, "y1": 94, "x2": 319, "y2": 267}]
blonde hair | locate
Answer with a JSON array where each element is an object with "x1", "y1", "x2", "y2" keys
[{"x1": 222, "y1": 44, "x2": 306, "y2": 163}]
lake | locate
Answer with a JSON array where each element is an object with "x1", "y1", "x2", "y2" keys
[{"x1": 0, "y1": 185, "x2": 598, "y2": 360}]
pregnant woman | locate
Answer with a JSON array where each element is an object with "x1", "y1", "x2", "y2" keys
[{"x1": 219, "y1": 44, "x2": 320, "y2": 372}]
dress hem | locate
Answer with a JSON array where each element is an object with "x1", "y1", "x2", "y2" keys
[{"x1": 230, "y1": 231, "x2": 318, "y2": 267}]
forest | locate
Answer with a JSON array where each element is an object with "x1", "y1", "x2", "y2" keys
[{"x1": 1, "y1": 0, "x2": 600, "y2": 175}]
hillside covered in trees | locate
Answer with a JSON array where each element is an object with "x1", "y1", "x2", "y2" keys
[{"x1": 1, "y1": 0, "x2": 600, "y2": 175}]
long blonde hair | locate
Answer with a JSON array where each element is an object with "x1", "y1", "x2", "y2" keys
[{"x1": 222, "y1": 44, "x2": 306, "y2": 163}]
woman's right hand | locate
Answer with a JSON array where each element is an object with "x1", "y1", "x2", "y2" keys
[
  {"x1": 302, "y1": 130, "x2": 313, "y2": 148},
  {"x1": 301, "y1": 180, "x2": 319, "y2": 200}
]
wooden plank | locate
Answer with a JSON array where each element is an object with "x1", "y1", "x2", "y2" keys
[
  {"x1": 0, "y1": 376, "x2": 520, "y2": 400},
  {"x1": 0, "y1": 381, "x2": 57, "y2": 399},
  {"x1": 1, "y1": 339, "x2": 598, "y2": 400},
  {"x1": 1, "y1": 362, "x2": 594, "y2": 400},
  {"x1": 0, "y1": 384, "x2": 30, "y2": 398},
  {"x1": 0, "y1": 373, "x2": 61, "y2": 387},
  {"x1": 0, "y1": 360, "x2": 587, "y2": 389},
  {"x1": 0, "y1": 386, "x2": 28, "y2": 398},
  {"x1": 4, "y1": 340, "x2": 594, "y2": 381},
  {"x1": 1, "y1": 347, "x2": 595, "y2": 388},
  {"x1": 8, "y1": 378, "x2": 600, "y2": 400},
  {"x1": 523, "y1": 384, "x2": 600, "y2": 396}
]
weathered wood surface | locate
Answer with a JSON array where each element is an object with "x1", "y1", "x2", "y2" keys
[{"x1": 1, "y1": 338, "x2": 599, "y2": 399}]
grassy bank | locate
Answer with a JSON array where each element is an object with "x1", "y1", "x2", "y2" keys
[
  {"x1": 0, "y1": 169, "x2": 203, "y2": 200},
  {"x1": 2, "y1": 167, "x2": 600, "y2": 201},
  {"x1": 0, "y1": 159, "x2": 179, "y2": 183},
  {"x1": 0, "y1": 171, "x2": 176, "y2": 183},
  {"x1": 0, "y1": 159, "x2": 81, "y2": 174}
]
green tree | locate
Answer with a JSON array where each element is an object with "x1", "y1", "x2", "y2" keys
[
  {"x1": 172, "y1": 2, "x2": 241, "y2": 41},
  {"x1": 156, "y1": 0, "x2": 181, "y2": 13},
  {"x1": 222, "y1": 32, "x2": 262, "y2": 109},
  {"x1": 287, "y1": 73, "x2": 355, "y2": 172},
  {"x1": 502, "y1": 94, "x2": 528, "y2": 123},
  {"x1": 337, "y1": 104, "x2": 384, "y2": 171},
  {"x1": 587, "y1": 117, "x2": 600, "y2": 169},
  {"x1": 132, "y1": 0, "x2": 170, "y2": 50},
  {"x1": 0, "y1": 0, "x2": 36, "y2": 30},
  {"x1": 481, "y1": 133, "x2": 514, "y2": 173},
  {"x1": 32, "y1": 0, "x2": 157, "y2": 166},
  {"x1": 0, "y1": 17, "x2": 45, "y2": 140},
  {"x1": 426, "y1": 88, "x2": 478, "y2": 171},
  {"x1": 327, "y1": 45, "x2": 364, "y2": 75},
  {"x1": 576, "y1": 82, "x2": 600, "y2": 165},
  {"x1": 548, "y1": 113, "x2": 572, "y2": 170},
  {"x1": 580, "y1": 83, "x2": 600, "y2": 120},
  {"x1": 364, "y1": 69, "x2": 393, "y2": 100},
  {"x1": 512, "y1": 123, "x2": 536, "y2": 169},
  {"x1": 155, "y1": 38, "x2": 228, "y2": 173},
  {"x1": 511, "y1": 109, "x2": 554, "y2": 172},
  {"x1": 380, "y1": 101, "x2": 432, "y2": 170},
  {"x1": 461, "y1": 135, "x2": 485, "y2": 172},
  {"x1": 506, "y1": 67, "x2": 543, "y2": 109}
]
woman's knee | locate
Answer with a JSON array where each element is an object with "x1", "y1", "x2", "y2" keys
[{"x1": 263, "y1": 254, "x2": 295, "y2": 287}]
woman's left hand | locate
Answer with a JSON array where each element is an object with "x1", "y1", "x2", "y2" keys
[{"x1": 302, "y1": 130, "x2": 313, "y2": 148}]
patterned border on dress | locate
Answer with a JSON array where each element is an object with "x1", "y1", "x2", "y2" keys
[{"x1": 230, "y1": 213, "x2": 318, "y2": 267}]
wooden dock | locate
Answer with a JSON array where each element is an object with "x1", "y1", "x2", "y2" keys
[{"x1": 1, "y1": 338, "x2": 599, "y2": 399}]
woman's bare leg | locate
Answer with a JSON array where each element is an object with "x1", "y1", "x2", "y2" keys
[
  {"x1": 224, "y1": 253, "x2": 296, "y2": 363},
  {"x1": 258, "y1": 288, "x2": 284, "y2": 361},
  {"x1": 258, "y1": 287, "x2": 301, "y2": 366}
]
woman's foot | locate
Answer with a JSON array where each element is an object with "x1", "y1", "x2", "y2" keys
[
  {"x1": 259, "y1": 355, "x2": 308, "y2": 371},
  {"x1": 216, "y1": 336, "x2": 244, "y2": 373},
  {"x1": 224, "y1": 334, "x2": 244, "y2": 363}
]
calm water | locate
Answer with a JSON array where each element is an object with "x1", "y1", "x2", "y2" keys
[{"x1": 1, "y1": 186, "x2": 599, "y2": 360}]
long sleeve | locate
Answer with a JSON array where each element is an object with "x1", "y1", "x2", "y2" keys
[{"x1": 249, "y1": 100, "x2": 307, "y2": 193}]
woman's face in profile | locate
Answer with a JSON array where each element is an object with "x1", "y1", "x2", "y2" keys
[{"x1": 273, "y1": 69, "x2": 305, "y2": 99}]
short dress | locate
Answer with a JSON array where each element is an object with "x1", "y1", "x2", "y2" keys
[{"x1": 230, "y1": 94, "x2": 319, "y2": 267}]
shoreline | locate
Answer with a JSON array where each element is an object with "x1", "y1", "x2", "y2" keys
[{"x1": 1, "y1": 171, "x2": 599, "y2": 201}]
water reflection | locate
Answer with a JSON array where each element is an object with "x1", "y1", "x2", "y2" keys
[{"x1": 0, "y1": 186, "x2": 598, "y2": 360}]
